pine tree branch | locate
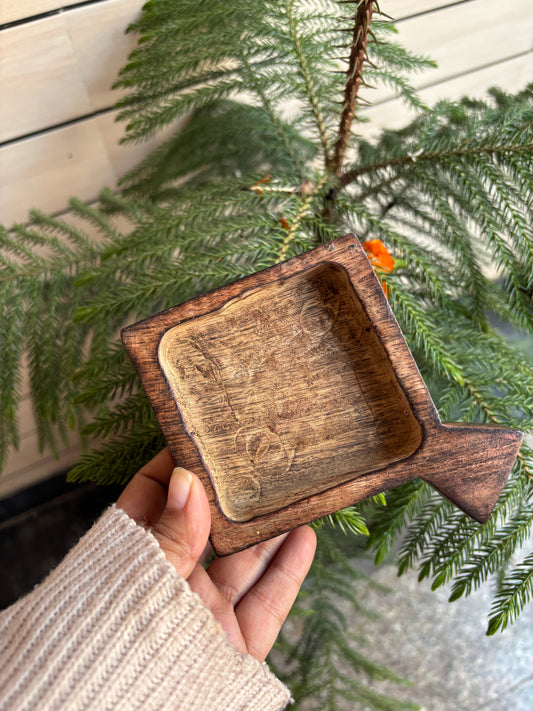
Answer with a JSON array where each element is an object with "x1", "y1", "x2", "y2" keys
[
  {"x1": 462, "y1": 375, "x2": 533, "y2": 482},
  {"x1": 329, "y1": 0, "x2": 375, "y2": 177},
  {"x1": 239, "y1": 55, "x2": 307, "y2": 177},
  {"x1": 277, "y1": 174, "x2": 330, "y2": 262},
  {"x1": 487, "y1": 551, "x2": 533, "y2": 635},
  {"x1": 339, "y1": 142, "x2": 533, "y2": 187},
  {"x1": 284, "y1": 0, "x2": 331, "y2": 165}
]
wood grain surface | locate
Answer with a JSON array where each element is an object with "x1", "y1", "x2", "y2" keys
[
  {"x1": 159, "y1": 262, "x2": 422, "y2": 522},
  {"x1": 123, "y1": 235, "x2": 523, "y2": 554}
]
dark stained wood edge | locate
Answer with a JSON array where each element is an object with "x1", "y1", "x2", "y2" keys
[
  {"x1": 121, "y1": 235, "x2": 523, "y2": 555},
  {"x1": 422, "y1": 423, "x2": 523, "y2": 523}
]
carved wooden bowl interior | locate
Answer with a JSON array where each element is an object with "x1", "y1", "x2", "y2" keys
[
  {"x1": 158, "y1": 262, "x2": 422, "y2": 523},
  {"x1": 124, "y1": 235, "x2": 522, "y2": 553}
]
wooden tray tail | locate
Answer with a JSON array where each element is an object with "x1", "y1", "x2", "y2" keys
[{"x1": 422, "y1": 424, "x2": 523, "y2": 523}]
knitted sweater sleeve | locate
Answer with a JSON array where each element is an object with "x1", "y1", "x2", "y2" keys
[{"x1": 0, "y1": 506, "x2": 291, "y2": 711}]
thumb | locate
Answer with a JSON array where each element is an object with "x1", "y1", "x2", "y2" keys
[{"x1": 152, "y1": 467, "x2": 211, "y2": 579}]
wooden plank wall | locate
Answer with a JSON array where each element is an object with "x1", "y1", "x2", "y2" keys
[{"x1": 1, "y1": 0, "x2": 532, "y2": 497}]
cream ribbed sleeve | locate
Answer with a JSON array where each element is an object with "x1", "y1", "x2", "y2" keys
[{"x1": 0, "y1": 506, "x2": 291, "y2": 711}]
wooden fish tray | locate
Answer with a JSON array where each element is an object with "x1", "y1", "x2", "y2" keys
[{"x1": 122, "y1": 235, "x2": 523, "y2": 555}]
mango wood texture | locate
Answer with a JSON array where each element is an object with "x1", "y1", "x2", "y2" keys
[{"x1": 122, "y1": 235, "x2": 523, "y2": 555}]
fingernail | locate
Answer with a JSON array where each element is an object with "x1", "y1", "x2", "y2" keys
[{"x1": 168, "y1": 467, "x2": 193, "y2": 509}]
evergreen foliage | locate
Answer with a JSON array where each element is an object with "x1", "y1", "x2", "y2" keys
[
  {"x1": 272, "y1": 526, "x2": 418, "y2": 710},
  {"x1": 2, "y1": 0, "x2": 533, "y2": 706}
]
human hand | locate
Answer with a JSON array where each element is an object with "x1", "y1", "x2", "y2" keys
[{"x1": 117, "y1": 448, "x2": 316, "y2": 662}]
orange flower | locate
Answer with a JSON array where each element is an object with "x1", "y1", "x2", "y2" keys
[
  {"x1": 362, "y1": 239, "x2": 395, "y2": 272},
  {"x1": 362, "y1": 239, "x2": 395, "y2": 298}
]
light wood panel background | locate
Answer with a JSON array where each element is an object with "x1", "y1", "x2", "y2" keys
[{"x1": 1, "y1": 0, "x2": 532, "y2": 497}]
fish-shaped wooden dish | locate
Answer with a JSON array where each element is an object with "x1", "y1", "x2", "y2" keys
[{"x1": 122, "y1": 234, "x2": 523, "y2": 555}]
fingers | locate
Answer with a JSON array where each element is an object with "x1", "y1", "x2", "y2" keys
[
  {"x1": 118, "y1": 450, "x2": 317, "y2": 663},
  {"x1": 186, "y1": 564, "x2": 250, "y2": 655},
  {"x1": 235, "y1": 525, "x2": 316, "y2": 662},
  {"x1": 206, "y1": 533, "x2": 289, "y2": 606},
  {"x1": 151, "y1": 468, "x2": 211, "y2": 579},
  {"x1": 186, "y1": 535, "x2": 291, "y2": 656},
  {"x1": 187, "y1": 528, "x2": 316, "y2": 660},
  {"x1": 117, "y1": 448, "x2": 175, "y2": 526}
]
